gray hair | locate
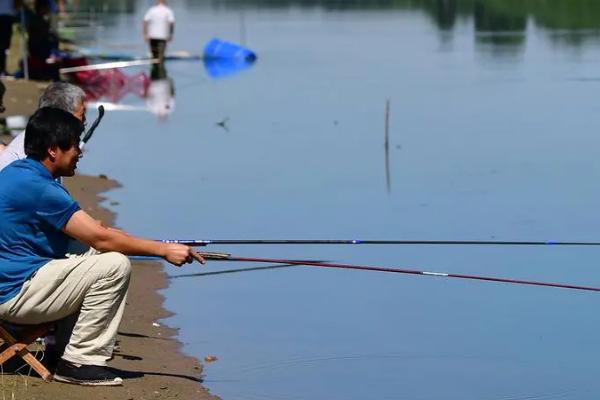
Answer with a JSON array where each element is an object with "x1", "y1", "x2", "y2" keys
[{"x1": 38, "y1": 82, "x2": 86, "y2": 114}]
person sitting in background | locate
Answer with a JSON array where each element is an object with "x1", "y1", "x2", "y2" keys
[
  {"x1": 0, "y1": 107, "x2": 204, "y2": 385},
  {"x1": 143, "y1": 0, "x2": 175, "y2": 61},
  {"x1": 0, "y1": 81, "x2": 86, "y2": 171}
]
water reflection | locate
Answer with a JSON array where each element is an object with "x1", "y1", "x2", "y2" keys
[
  {"x1": 69, "y1": 0, "x2": 137, "y2": 14},
  {"x1": 69, "y1": 0, "x2": 600, "y2": 44},
  {"x1": 78, "y1": 68, "x2": 149, "y2": 103},
  {"x1": 203, "y1": 57, "x2": 256, "y2": 80},
  {"x1": 80, "y1": 64, "x2": 176, "y2": 119},
  {"x1": 61, "y1": 0, "x2": 600, "y2": 61},
  {"x1": 384, "y1": 99, "x2": 391, "y2": 194},
  {"x1": 179, "y1": 0, "x2": 600, "y2": 53},
  {"x1": 146, "y1": 63, "x2": 175, "y2": 119},
  {"x1": 474, "y1": 5, "x2": 526, "y2": 60}
]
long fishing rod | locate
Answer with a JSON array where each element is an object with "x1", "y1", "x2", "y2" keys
[
  {"x1": 59, "y1": 58, "x2": 159, "y2": 74},
  {"x1": 162, "y1": 239, "x2": 600, "y2": 247},
  {"x1": 153, "y1": 252, "x2": 600, "y2": 293}
]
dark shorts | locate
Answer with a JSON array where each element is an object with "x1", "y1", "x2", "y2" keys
[
  {"x1": 149, "y1": 39, "x2": 166, "y2": 60},
  {"x1": 0, "y1": 15, "x2": 15, "y2": 50}
]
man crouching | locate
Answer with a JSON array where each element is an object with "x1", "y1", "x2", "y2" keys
[{"x1": 0, "y1": 107, "x2": 204, "y2": 386}]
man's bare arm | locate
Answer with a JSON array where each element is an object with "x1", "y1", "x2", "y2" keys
[{"x1": 64, "y1": 210, "x2": 204, "y2": 266}]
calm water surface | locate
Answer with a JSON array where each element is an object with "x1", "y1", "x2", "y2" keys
[{"x1": 75, "y1": 1, "x2": 600, "y2": 398}]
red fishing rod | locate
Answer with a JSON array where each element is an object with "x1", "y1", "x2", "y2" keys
[{"x1": 188, "y1": 252, "x2": 600, "y2": 293}]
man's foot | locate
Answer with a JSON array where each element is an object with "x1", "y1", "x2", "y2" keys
[
  {"x1": 53, "y1": 359, "x2": 123, "y2": 386},
  {"x1": 42, "y1": 350, "x2": 61, "y2": 373}
]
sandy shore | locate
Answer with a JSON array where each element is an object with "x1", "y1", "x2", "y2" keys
[
  {"x1": 0, "y1": 78, "x2": 49, "y2": 118},
  {"x1": 1, "y1": 174, "x2": 219, "y2": 400}
]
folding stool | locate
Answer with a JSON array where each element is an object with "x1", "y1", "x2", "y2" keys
[{"x1": 0, "y1": 322, "x2": 54, "y2": 382}]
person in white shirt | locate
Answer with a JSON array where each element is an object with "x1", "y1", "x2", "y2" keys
[
  {"x1": 0, "y1": 82, "x2": 86, "y2": 172},
  {"x1": 143, "y1": 0, "x2": 175, "y2": 61}
]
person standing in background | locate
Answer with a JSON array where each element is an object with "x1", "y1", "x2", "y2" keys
[
  {"x1": 143, "y1": 0, "x2": 175, "y2": 62},
  {"x1": 0, "y1": 0, "x2": 16, "y2": 75}
]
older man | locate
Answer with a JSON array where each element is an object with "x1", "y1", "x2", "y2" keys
[
  {"x1": 0, "y1": 107, "x2": 204, "y2": 385},
  {"x1": 0, "y1": 82, "x2": 87, "y2": 171}
]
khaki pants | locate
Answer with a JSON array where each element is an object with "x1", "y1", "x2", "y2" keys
[{"x1": 0, "y1": 251, "x2": 131, "y2": 366}]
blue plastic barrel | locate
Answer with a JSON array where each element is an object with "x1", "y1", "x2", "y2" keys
[{"x1": 203, "y1": 38, "x2": 257, "y2": 62}]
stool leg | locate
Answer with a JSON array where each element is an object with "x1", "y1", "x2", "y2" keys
[
  {"x1": 0, "y1": 324, "x2": 53, "y2": 382},
  {"x1": 19, "y1": 350, "x2": 53, "y2": 382}
]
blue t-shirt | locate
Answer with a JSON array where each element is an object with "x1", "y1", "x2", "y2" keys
[{"x1": 0, "y1": 158, "x2": 80, "y2": 304}]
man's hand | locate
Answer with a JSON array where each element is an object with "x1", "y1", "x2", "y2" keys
[
  {"x1": 162, "y1": 243, "x2": 205, "y2": 267},
  {"x1": 64, "y1": 210, "x2": 206, "y2": 264}
]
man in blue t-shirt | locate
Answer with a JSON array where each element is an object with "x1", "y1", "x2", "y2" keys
[{"x1": 0, "y1": 107, "x2": 205, "y2": 386}]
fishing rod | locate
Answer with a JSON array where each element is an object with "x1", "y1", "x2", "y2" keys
[
  {"x1": 80, "y1": 105, "x2": 105, "y2": 150},
  {"x1": 148, "y1": 252, "x2": 600, "y2": 293},
  {"x1": 130, "y1": 252, "x2": 323, "y2": 264},
  {"x1": 59, "y1": 58, "x2": 159, "y2": 74},
  {"x1": 161, "y1": 239, "x2": 600, "y2": 247}
]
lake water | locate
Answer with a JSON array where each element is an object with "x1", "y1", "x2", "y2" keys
[{"x1": 75, "y1": 1, "x2": 600, "y2": 399}]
